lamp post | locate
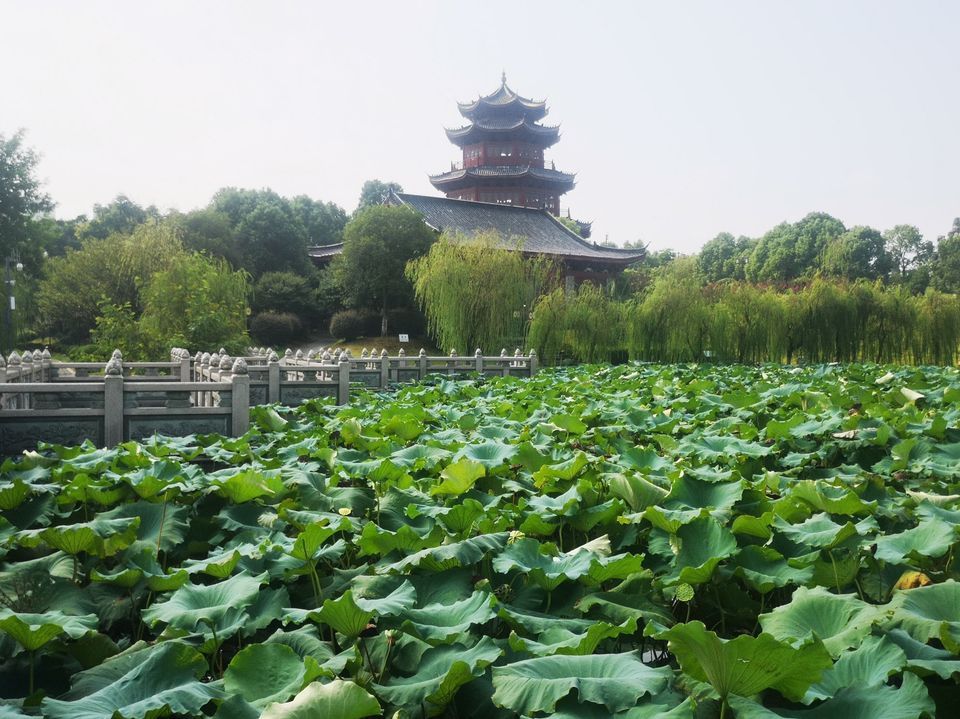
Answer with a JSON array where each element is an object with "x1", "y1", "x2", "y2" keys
[{"x1": 3, "y1": 252, "x2": 24, "y2": 355}]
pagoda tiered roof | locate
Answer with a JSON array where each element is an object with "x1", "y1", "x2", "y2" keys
[
  {"x1": 457, "y1": 77, "x2": 548, "y2": 121},
  {"x1": 444, "y1": 118, "x2": 560, "y2": 147},
  {"x1": 430, "y1": 165, "x2": 575, "y2": 193}
]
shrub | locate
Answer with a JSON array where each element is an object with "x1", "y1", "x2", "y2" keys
[
  {"x1": 329, "y1": 309, "x2": 379, "y2": 340},
  {"x1": 250, "y1": 311, "x2": 302, "y2": 346},
  {"x1": 252, "y1": 271, "x2": 313, "y2": 317}
]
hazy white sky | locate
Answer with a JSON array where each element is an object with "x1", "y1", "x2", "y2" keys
[{"x1": 4, "y1": 1, "x2": 958, "y2": 252}]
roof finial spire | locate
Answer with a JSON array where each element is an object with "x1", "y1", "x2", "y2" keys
[{"x1": 501, "y1": 70, "x2": 507, "y2": 85}]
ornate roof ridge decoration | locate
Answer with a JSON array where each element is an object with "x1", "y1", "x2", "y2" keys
[{"x1": 457, "y1": 74, "x2": 548, "y2": 121}]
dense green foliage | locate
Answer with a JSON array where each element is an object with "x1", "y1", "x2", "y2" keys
[
  {"x1": 407, "y1": 232, "x2": 555, "y2": 353},
  {"x1": 1, "y1": 363, "x2": 959, "y2": 717},
  {"x1": 332, "y1": 205, "x2": 434, "y2": 337},
  {"x1": 530, "y1": 261, "x2": 960, "y2": 366}
]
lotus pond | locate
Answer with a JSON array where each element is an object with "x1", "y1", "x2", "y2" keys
[{"x1": 2, "y1": 363, "x2": 960, "y2": 718}]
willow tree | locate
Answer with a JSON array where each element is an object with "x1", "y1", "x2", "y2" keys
[
  {"x1": 529, "y1": 283, "x2": 625, "y2": 364},
  {"x1": 405, "y1": 231, "x2": 555, "y2": 353}
]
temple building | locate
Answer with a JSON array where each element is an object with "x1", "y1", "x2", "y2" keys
[
  {"x1": 430, "y1": 74, "x2": 574, "y2": 217},
  {"x1": 309, "y1": 77, "x2": 645, "y2": 281}
]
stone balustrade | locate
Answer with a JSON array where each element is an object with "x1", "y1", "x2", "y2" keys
[{"x1": 0, "y1": 346, "x2": 537, "y2": 454}]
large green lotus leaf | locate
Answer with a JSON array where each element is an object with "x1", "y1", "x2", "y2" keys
[
  {"x1": 431, "y1": 459, "x2": 486, "y2": 496},
  {"x1": 357, "y1": 522, "x2": 442, "y2": 557},
  {"x1": 141, "y1": 571, "x2": 267, "y2": 633},
  {"x1": 213, "y1": 469, "x2": 285, "y2": 503},
  {"x1": 660, "y1": 621, "x2": 832, "y2": 703},
  {"x1": 525, "y1": 485, "x2": 582, "y2": 517},
  {"x1": 885, "y1": 628, "x2": 960, "y2": 679},
  {"x1": 386, "y1": 532, "x2": 510, "y2": 573},
  {"x1": 498, "y1": 604, "x2": 595, "y2": 635},
  {"x1": 491, "y1": 651, "x2": 672, "y2": 715},
  {"x1": 287, "y1": 522, "x2": 337, "y2": 561},
  {"x1": 615, "y1": 446, "x2": 673, "y2": 474},
  {"x1": 456, "y1": 441, "x2": 518, "y2": 470},
  {"x1": 389, "y1": 445, "x2": 454, "y2": 470},
  {"x1": 886, "y1": 579, "x2": 960, "y2": 645},
  {"x1": 804, "y1": 635, "x2": 906, "y2": 702},
  {"x1": 493, "y1": 538, "x2": 595, "y2": 591},
  {"x1": 680, "y1": 434, "x2": 771, "y2": 461},
  {"x1": 542, "y1": 693, "x2": 695, "y2": 718},
  {"x1": 532, "y1": 452, "x2": 590, "y2": 487},
  {"x1": 120, "y1": 459, "x2": 201, "y2": 499},
  {"x1": 731, "y1": 545, "x2": 815, "y2": 594},
  {"x1": 224, "y1": 643, "x2": 306, "y2": 708},
  {"x1": 297, "y1": 590, "x2": 372, "y2": 638},
  {"x1": 758, "y1": 586, "x2": 887, "y2": 656},
  {"x1": 873, "y1": 518, "x2": 957, "y2": 564},
  {"x1": 98, "y1": 500, "x2": 189, "y2": 554},
  {"x1": 508, "y1": 618, "x2": 637, "y2": 657},
  {"x1": 259, "y1": 679, "x2": 381, "y2": 719},
  {"x1": 0, "y1": 704, "x2": 32, "y2": 718},
  {"x1": 575, "y1": 584, "x2": 674, "y2": 631},
  {"x1": 773, "y1": 514, "x2": 859, "y2": 550},
  {"x1": 0, "y1": 610, "x2": 98, "y2": 651},
  {"x1": 662, "y1": 477, "x2": 744, "y2": 517},
  {"x1": 585, "y1": 552, "x2": 645, "y2": 585},
  {"x1": 19, "y1": 516, "x2": 141, "y2": 558},
  {"x1": 212, "y1": 695, "x2": 261, "y2": 719},
  {"x1": 729, "y1": 671, "x2": 935, "y2": 719},
  {"x1": 439, "y1": 498, "x2": 487, "y2": 535},
  {"x1": 399, "y1": 591, "x2": 496, "y2": 643},
  {"x1": 788, "y1": 481, "x2": 874, "y2": 517},
  {"x1": 42, "y1": 641, "x2": 222, "y2": 719},
  {"x1": 182, "y1": 548, "x2": 242, "y2": 579},
  {"x1": 672, "y1": 516, "x2": 738, "y2": 584},
  {"x1": 264, "y1": 625, "x2": 336, "y2": 664},
  {"x1": 353, "y1": 579, "x2": 417, "y2": 617},
  {"x1": 374, "y1": 636, "x2": 502, "y2": 712},
  {"x1": 547, "y1": 413, "x2": 588, "y2": 435},
  {"x1": 607, "y1": 473, "x2": 670, "y2": 512}
]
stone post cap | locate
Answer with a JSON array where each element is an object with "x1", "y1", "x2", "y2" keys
[
  {"x1": 295, "y1": 349, "x2": 304, "y2": 360},
  {"x1": 22, "y1": 352, "x2": 32, "y2": 364},
  {"x1": 201, "y1": 352, "x2": 211, "y2": 365},
  {"x1": 515, "y1": 348, "x2": 522, "y2": 357},
  {"x1": 321, "y1": 350, "x2": 332, "y2": 361},
  {"x1": 42, "y1": 347, "x2": 51, "y2": 359},
  {"x1": 450, "y1": 349, "x2": 458, "y2": 357},
  {"x1": 360, "y1": 348, "x2": 368, "y2": 358},
  {"x1": 33, "y1": 349, "x2": 42, "y2": 361},
  {"x1": 501, "y1": 349, "x2": 508, "y2": 357},
  {"x1": 343, "y1": 349, "x2": 352, "y2": 357},
  {"x1": 231, "y1": 358, "x2": 248, "y2": 375},
  {"x1": 8, "y1": 351, "x2": 21, "y2": 365},
  {"x1": 0, "y1": 355, "x2": 5, "y2": 368},
  {"x1": 475, "y1": 348, "x2": 482, "y2": 357},
  {"x1": 219, "y1": 348, "x2": 227, "y2": 355},
  {"x1": 111, "y1": 349, "x2": 123, "y2": 361},
  {"x1": 219, "y1": 355, "x2": 233, "y2": 371},
  {"x1": 210, "y1": 353, "x2": 220, "y2": 367},
  {"x1": 268, "y1": 350, "x2": 279, "y2": 362},
  {"x1": 419, "y1": 348, "x2": 426, "y2": 357},
  {"x1": 105, "y1": 358, "x2": 122, "y2": 376},
  {"x1": 284, "y1": 349, "x2": 293, "y2": 358},
  {"x1": 380, "y1": 349, "x2": 388, "y2": 358},
  {"x1": 529, "y1": 349, "x2": 537, "y2": 357},
  {"x1": 306, "y1": 349, "x2": 316, "y2": 360},
  {"x1": 398, "y1": 348, "x2": 406, "y2": 357}
]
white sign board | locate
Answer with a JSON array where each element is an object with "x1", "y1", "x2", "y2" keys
[{"x1": 398, "y1": 333, "x2": 409, "y2": 343}]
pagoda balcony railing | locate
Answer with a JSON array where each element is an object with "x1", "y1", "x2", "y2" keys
[{"x1": 447, "y1": 158, "x2": 555, "y2": 172}]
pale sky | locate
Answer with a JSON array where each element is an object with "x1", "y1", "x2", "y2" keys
[{"x1": 3, "y1": 1, "x2": 958, "y2": 253}]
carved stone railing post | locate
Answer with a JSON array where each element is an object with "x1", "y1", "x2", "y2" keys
[
  {"x1": 41, "y1": 348, "x2": 51, "y2": 383},
  {"x1": 380, "y1": 349, "x2": 389, "y2": 388},
  {"x1": 419, "y1": 348, "x2": 427, "y2": 379},
  {"x1": 475, "y1": 348, "x2": 483, "y2": 374},
  {"x1": 267, "y1": 351, "x2": 280, "y2": 404},
  {"x1": 231, "y1": 358, "x2": 250, "y2": 436},
  {"x1": 104, "y1": 356, "x2": 124, "y2": 447},
  {"x1": 179, "y1": 349, "x2": 191, "y2": 383},
  {"x1": 337, "y1": 359, "x2": 350, "y2": 406},
  {"x1": 529, "y1": 349, "x2": 538, "y2": 376}
]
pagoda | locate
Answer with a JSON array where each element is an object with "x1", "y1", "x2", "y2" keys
[{"x1": 430, "y1": 74, "x2": 576, "y2": 216}]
